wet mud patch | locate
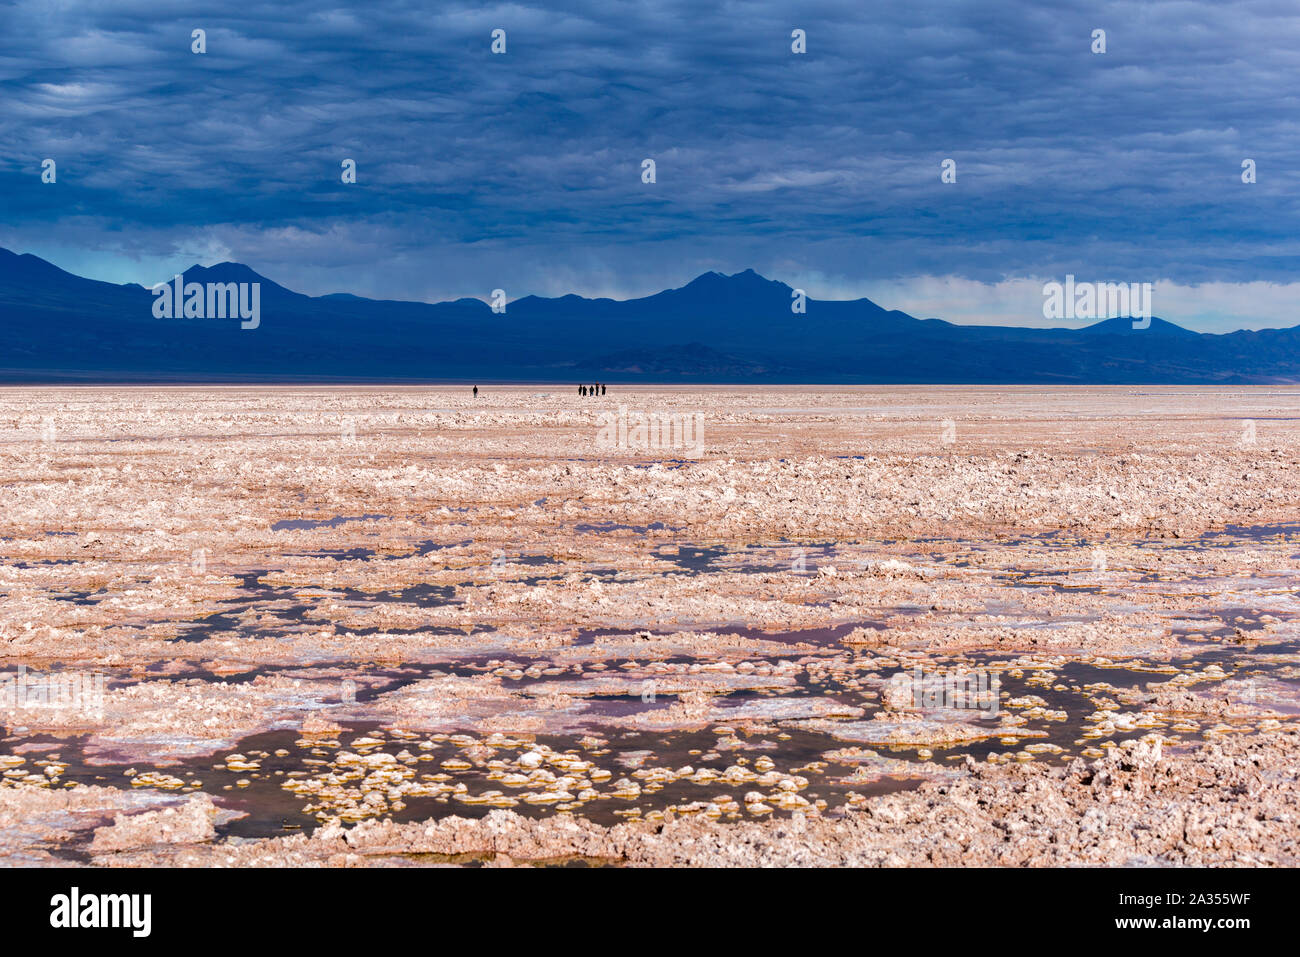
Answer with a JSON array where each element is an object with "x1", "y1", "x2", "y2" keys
[{"x1": 6, "y1": 641, "x2": 1292, "y2": 852}]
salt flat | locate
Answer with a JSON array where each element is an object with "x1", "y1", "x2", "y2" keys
[{"x1": 0, "y1": 385, "x2": 1297, "y2": 865}]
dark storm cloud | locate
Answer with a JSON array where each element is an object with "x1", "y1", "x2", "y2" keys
[{"x1": 1, "y1": 0, "x2": 1299, "y2": 327}]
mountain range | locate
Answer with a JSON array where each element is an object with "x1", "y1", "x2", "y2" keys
[{"x1": 1, "y1": 247, "x2": 1296, "y2": 383}]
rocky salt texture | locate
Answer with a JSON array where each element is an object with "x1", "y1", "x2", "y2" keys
[
  {"x1": 89, "y1": 794, "x2": 220, "y2": 853},
  {"x1": 85, "y1": 730, "x2": 1300, "y2": 867},
  {"x1": 1, "y1": 385, "x2": 1299, "y2": 865}
]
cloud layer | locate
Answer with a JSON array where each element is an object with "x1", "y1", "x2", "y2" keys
[{"x1": 2, "y1": 0, "x2": 1299, "y2": 330}]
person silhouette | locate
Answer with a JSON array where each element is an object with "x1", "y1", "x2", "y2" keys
[
  {"x1": 473, "y1": 385, "x2": 478, "y2": 398},
  {"x1": 580, "y1": 385, "x2": 586, "y2": 396},
  {"x1": 601, "y1": 383, "x2": 606, "y2": 395}
]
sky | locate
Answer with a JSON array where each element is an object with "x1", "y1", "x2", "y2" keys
[{"x1": 2, "y1": 0, "x2": 1300, "y2": 332}]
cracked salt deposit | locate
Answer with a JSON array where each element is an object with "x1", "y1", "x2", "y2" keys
[{"x1": 1, "y1": 385, "x2": 1298, "y2": 865}]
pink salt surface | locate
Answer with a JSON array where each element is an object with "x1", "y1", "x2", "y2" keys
[{"x1": 0, "y1": 385, "x2": 1298, "y2": 865}]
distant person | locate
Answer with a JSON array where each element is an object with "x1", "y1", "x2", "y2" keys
[
  {"x1": 601, "y1": 383, "x2": 607, "y2": 396},
  {"x1": 580, "y1": 385, "x2": 586, "y2": 396},
  {"x1": 472, "y1": 385, "x2": 478, "y2": 398}
]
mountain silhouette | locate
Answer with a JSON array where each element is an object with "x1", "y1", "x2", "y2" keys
[{"x1": 1, "y1": 248, "x2": 1296, "y2": 383}]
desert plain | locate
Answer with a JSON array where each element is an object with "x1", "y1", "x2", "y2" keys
[{"x1": 0, "y1": 384, "x2": 1297, "y2": 866}]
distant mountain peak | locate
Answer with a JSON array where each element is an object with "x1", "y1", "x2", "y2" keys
[
  {"x1": 179, "y1": 261, "x2": 277, "y2": 286},
  {"x1": 1077, "y1": 315, "x2": 1196, "y2": 337},
  {"x1": 678, "y1": 267, "x2": 791, "y2": 295}
]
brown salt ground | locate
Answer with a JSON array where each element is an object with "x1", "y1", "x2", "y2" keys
[{"x1": 0, "y1": 385, "x2": 1298, "y2": 866}]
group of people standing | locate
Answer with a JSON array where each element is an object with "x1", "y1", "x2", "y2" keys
[{"x1": 471, "y1": 384, "x2": 608, "y2": 398}]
